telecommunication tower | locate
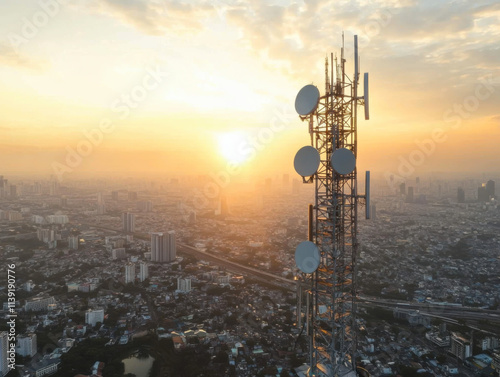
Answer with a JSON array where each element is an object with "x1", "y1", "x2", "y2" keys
[{"x1": 293, "y1": 34, "x2": 371, "y2": 377}]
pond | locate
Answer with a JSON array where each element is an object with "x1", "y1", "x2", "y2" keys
[{"x1": 122, "y1": 354, "x2": 154, "y2": 377}]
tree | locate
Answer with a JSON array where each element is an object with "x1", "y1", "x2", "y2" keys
[
  {"x1": 225, "y1": 314, "x2": 238, "y2": 326},
  {"x1": 213, "y1": 350, "x2": 229, "y2": 364},
  {"x1": 280, "y1": 368, "x2": 290, "y2": 377},
  {"x1": 226, "y1": 365, "x2": 237, "y2": 376},
  {"x1": 398, "y1": 365, "x2": 419, "y2": 377},
  {"x1": 258, "y1": 366, "x2": 278, "y2": 376},
  {"x1": 290, "y1": 353, "x2": 305, "y2": 368}
]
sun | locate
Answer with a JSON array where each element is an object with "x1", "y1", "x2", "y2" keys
[{"x1": 217, "y1": 131, "x2": 249, "y2": 165}]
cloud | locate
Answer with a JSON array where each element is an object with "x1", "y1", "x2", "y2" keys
[
  {"x1": 82, "y1": 0, "x2": 215, "y2": 35},
  {"x1": 223, "y1": 1, "x2": 499, "y2": 73},
  {"x1": 0, "y1": 43, "x2": 48, "y2": 71},
  {"x1": 221, "y1": 0, "x2": 500, "y2": 126}
]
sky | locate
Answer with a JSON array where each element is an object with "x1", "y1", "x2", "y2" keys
[{"x1": 0, "y1": 0, "x2": 499, "y2": 182}]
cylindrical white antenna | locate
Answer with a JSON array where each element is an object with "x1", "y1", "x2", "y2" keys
[
  {"x1": 308, "y1": 204, "x2": 314, "y2": 241},
  {"x1": 364, "y1": 73, "x2": 370, "y2": 120},
  {"x1": 365, "y1": 171, "x2": 371, "y2": 219},
  {"x1": 331, "y1": 52, "x2": 334, "y2": 94},
  {"x1": 354, "y1": 35, "x2": 358, "y2": 86}
]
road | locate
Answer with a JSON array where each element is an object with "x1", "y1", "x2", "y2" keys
[
  {"x1": 80, "y1": 223, "x2": 296, "y2": 291},
  {"x1": 80, "y1": 223, "x2": 500, "y2": 326}
]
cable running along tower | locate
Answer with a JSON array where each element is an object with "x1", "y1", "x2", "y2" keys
[{"x1": 293, "y1": 34, "x2": 371, "y2": 377}]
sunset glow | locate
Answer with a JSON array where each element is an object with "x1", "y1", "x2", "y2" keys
[
  {"x1": 217, "y1": 131, "x2": 249, "y2": 165},
  {"x1": 0, "y1": 1, "x2": 498, "y2": 179}
]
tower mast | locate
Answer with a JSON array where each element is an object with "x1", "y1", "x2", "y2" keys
[{"x1": 293, "y1": 34, "x2": 371, "y2": 377}]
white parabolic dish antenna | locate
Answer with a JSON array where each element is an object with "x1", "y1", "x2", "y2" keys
[
  {"x1": 295, "y1": 241, "x2": 320, "y2": 274},
  {"x1": 294, "y1": 146, "x2": 320, "y2": 177},
  {"x1": 295, "y1": 84, "x2": 320, "y2": 116},
  {"x1": 331, "y1": 148, "x2": 356, "y2": 175}
]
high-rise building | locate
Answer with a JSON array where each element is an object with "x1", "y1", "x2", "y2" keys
[
  {"x1": 137, "y1": 200, "x2": 153, "y2": 212},
  {"x1": 0, "y1": 331, "x2": 9, "y2": 376},
  {"x1": 122, "y1": 212, "x2": 135, "y2": 233},
  {"x1": 96, "y1": 205, "x2": 106, "y2": 215},
  {"x1": 481, "y1": 337, "x2": 499, "y2": 351},
  {"x1": 8, "y1": 211, "x2": 22, "y2": 221},
  {"x1": 68, "y1": 236, "x2": 79, "y2": 250},
  {"x1": 399, "y1": 182, "x2": 406, "y2": 195},
  {"x1": 10, "y1": 185, "x2": 17, "y2": 198},
  {"x1": 139, "y1": 262, "x2": 149, "y2": 282},
  {"x1": 37, "y1": 228, "x2": 57, "y2": 244},
  {"x1": 217, "y1": 275, "x2": 230, "y2": 285},
  {"x1": 457, "y1": 187, "x2": 465, "y2": 203},
  {"x1": 406, "y1": 187, "x2": 414, "y2": 203},
  {"x1": 451, "y1": 332, "x2": 471, "y2": 360},
  {"x1": 112, "y1": 248, "x2": 126, "y2": 260},
  {"x1": 486, "y1": 180, "x2": 495, "y2": 198},
  {"x1": 85, "y1": 309, "x2": 104, "y2": 327},
  {"x1": 150, "y1": 231, "x2": 176, "y2": 262},
  {"x1": 478, "y1": 186, "x2": 489, "y2": 202},
  {"x1": 167, "y1": 230, "x2": 176, "y2": 261},
  {"x1": 24, "y1": 296, "x2": 56, "y2": 312},
  {"x1": 439, "y1": 322, "x2": 447, "y2": 336},
  {"x1": 16, "y1": 333, "x2": 37, "y2": 357},
  {"x1": 124, "y1": 263, "x2": 135, "y2": 284},
  {"x1": 111, "y1": 191, "x2": 119, "y2": 201},
  {"x1": 150, "y1": 233, "x2": 162, "y2": 262},
  {"x1": 215, "y1": 196, "x2": 229, "y2": 216},
  {"x1": 177, "y1": 278, "x2": 191, "y2": 293},
  {"x1": 46, "y1": 215, "x2": 69, "y2": 224},
  {"x1": 49, "y1": 181, "x2": 59, "y2": 196}
]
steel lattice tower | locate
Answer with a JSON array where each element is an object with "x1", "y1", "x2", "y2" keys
[{"x1": 294, "y1": 34, "x2": 370, "y2": 377}]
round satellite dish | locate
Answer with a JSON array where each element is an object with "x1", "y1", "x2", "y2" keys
[
  {"x1": 295, "y1": 241, "x2": 320, "y2": 274},
  {"x1": 294, "y1": 146, "x2": 320, "y2": 177},
  {"x1": 295, "y1": 85, "x2": 320, "y2": 116},
  {"x1": 331, "y1": 148, "x2": 356, "y2": 175}
]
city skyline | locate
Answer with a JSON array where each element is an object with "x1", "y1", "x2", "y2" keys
[
  {"x1": 0, "y1": 2, "x2": 499, "y2": 373},
  {"x1": 0, "y1": 1, "x2": 499, "y2": 179},
  {"x1": 0, "y1": 171, "x2": 498, "y2": 377}
]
